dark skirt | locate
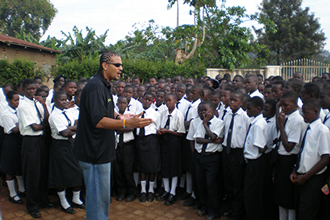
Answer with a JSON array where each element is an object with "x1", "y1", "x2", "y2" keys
[
  {"x1": 136, "y1": 134, "x2": 161, "y2": 173},
  {"x1": 181, "y1": 134, "x2": 193, "y2": 173},
  {"x1": 0, "y1": 133, "x2": 22, "y2": 175},
  {"x1": 274, "y1": 154, "x2": 297, "y2": 209},
  {"x1": 48, "y1": 139, "x2": 82, "y2": 189},
  {"x1": 0, "y1": 126, "x2": 5, "y2": 173},
  {"x1": 161, "y1": 134, "x2": 182, "y2": 178}
]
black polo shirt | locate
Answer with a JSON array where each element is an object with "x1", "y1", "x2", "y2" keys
[{"x1": 74, "y1": 71, "x2": 115, "y2": 164}]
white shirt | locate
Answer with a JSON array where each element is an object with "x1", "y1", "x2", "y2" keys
[
  {"x1": 297, "y1": 98, "x2": 303, "y2": 108},
  {"x1": 221, "y1": 108, "x2": 250, "y2": 149},
  {"x1": 243, "y1": 114, "x2": 267, "y2": 160},
  {"x1": 1, "y1": 106, "x2": 18, "y2": 134},
  {"x1": 299, "y1": 107, "x2": 326, "y2": 121},
  {"x1": 265, "y1": 116, "x2": 277, "y2": 154},
  {"x1": 176, "y1": 97, "x2": 190, "y2": 116},
  {"x1": 218, "y1": 106, "x2": 232, "y2": 120},
  {"x1": 152, "y1": 103, "x2": 167, "y2": 115},
  {"x1": 19, "y1": 94, "x2": 24, "y2": 102},
  {"x1": 68, "y1": 104, "x2": 80, "y2": 121},
  {"x1": 297, "y1": 119, "x2": 330, "y2": 175},
  {"x1": 278, "y1": 110, "x2": 307, "y2": 155},
  {"x1": 136, "y1": 106, "x2": 160, "y2": 136},
  {"x1": 216, "y1": 102, "x2": 225, "y2": 118},
  {"x1": 0, "y1": 102, "x2": 8, "y2": 127},
  {"x1": 249, "y1": 89, "x2": 264, "y2": 101},
  {"x1": 187, "y1": 117, "x2": 202, "y2": 141},
  {"x1": 46, "y1": 89, "x2": 54, "y2": 107},
  {"x1": 323, "y1": 111, "x2": 330, "y2": 130},
  {"x1": 193, "y1": 116, "x2": 224, "y2": 153},
  {"x1": 17, "y1": 97, "x2": 45, "y2": 136},
  {"x1": 115, "y1": 98, "x2": 143, "y2": 115},
  {"x1": 0, "y1": 88, "x2": 6, "y2": 103},
  {"x1": 49, "y1": 107, "x2": 76, "y2": 140},
  {"x1": 185, "y1": 99, "x2": 201, "y2": 122},
  {"x1": 160, "y1": 108, "x2": 185, "y2": 134},
  {"x1": 117, "y1": 108, "x2": 135, "y2": 143}
]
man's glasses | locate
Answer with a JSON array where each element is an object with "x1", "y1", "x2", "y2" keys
[{"x1": 108, "y1": 63, "x2": 123, "y2": 68}]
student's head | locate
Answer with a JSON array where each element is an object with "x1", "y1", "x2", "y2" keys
[
  {"x1": 173, "y1": 75, "x2": 182, "y2": 84},
  {"x1": 244, "y1": 75, "x2": 258, "y2": 93},
  {"x1": 258, "y1": 83, "x2": 265, "y2": 94},
  {"x1": 137, "y1": 85, "x2": 146, "y2": 93},
  {"x1": 17, "y1": 80, "x2": 25, "y2": 96},
  {"x1": 23, "y1": 79, "x2": 37, "y2": 99},
  {"x1": 165, "y1": 93, "x2": 178, "y2": 111},
  {"x1": 2, "y1": 84, "x2": 12, "y2": 95},
  {"x1": 322, "y1": 73, "x2": 330, "y2": 80},
  {"x1": 147, "y1": 85, "x2": 156, "y2": 95},
  {"x1": 272, "y1": 80, "x2": 285, "y2": 101},
  {"x1": 132, "y1": 76, "x2": 140, "y2": 85},
  {"x1": 53, "y1": 74, "x2": 66, "y2": 86},
  {"x1": 204, "y1": 79, "x2": 214, "y2": 88},
  {"x1": 300, "y1": 83, "x2": 321, "y2": 103},
  {"x1": 221, "y1": 86, "x2": 234, "y2": 106},
  {"x1": 200, "y1": 101, "x2": 216, "y2": 120},
  {"x1": 36, "y1": 88, "x2": 47, "y2": 103},
  {"x1": 271, "y1": 76, "x2": 284, "y2": 84},
  {"x1": 224, "y1": 73, "x2": 231, "y2": 82},
  {"x1": 210, "y1": 91, "x2": 221, "y2": 108},
  {"x1": 63, "y1": 80, "x2": 77, "y2": 99},
  {"x1": 264, "y1": 84, "x2": 273, "y2": 100},
  {"x1": 123, "y1": 85, "x2": 134, "y2": 102},
  {"x1": 77, "y1": 81, "x2": 86, "y2": 91},
  {"x1": 117, "y1": 96, "x2": 128, "y2": 114},
  {"x1": 246, "y1": 97, "x2": 263, "y2": 117},
  {"x1": 232, "y1": 75, "x2": 244, "y2": 89},
  {"x1": 241, "y1": 94, "x2": 250, "y2": 111},
  {"x1": 257, "y1": 74, "x2": 263, "y2": 83},
  {"x1": 302, "y1": 98, "x2": 321, "y2": 123},
  {"x1": 263, "y1": 99, "x2": 277, "y2": 119},
  {"x1": 264, "y1": 79, "x2": 271, "y2": 86},
  {"x1": 142, "y1": 91, "x2": 154, "y2": 109},
  {"x1": 197, "y1": 102, "x2": 204, "y2": 119},
  {"x1": 203, "y1": 86, "x2": 213, "y2": 101},
  {"x1": 158, "y1": 82, "x2": 166, "y2": 90},
  {"x1": 6, "y1": 91, "x2": 19, "y2": 109},
  {"x1": 40, "y1": 85, "x2": 49, "y2": 96},
  {"x1": 293, "y1": 72, "x2": 303, "y2": 81},
  {"x1": 229, "y1": 90, "x2": 244, "y2": 113},
  {"x1": 163, "y1": 85, "x2": 170, "y2": 94},
  {"x1": 165, "y1": 76, "x2": 172, "y2": 84},
  {"x1": 155, "y1": 90, "x2": 166, "y2": 106},
  {"x1": 175, "y1": 83, "x2": 186, "y2": 100},
  {"x1": 191, "y1": 84, "x2": 204, "y2": 102},
  {"x1": 284, "y1": 78, "x2": 304, "y2": 94},
  {"x1": 53, "y1": 91, "x2": 67, "y2": 110},
  {"x1": 280, "y1": 91, "x2": 298, "y2": 115},
  {"x1": 149, "y1": 77, "x2": 157, "y2": 86},
  {"x1": 186, "y1": 77, "x2": 194, "y2": 85},
  {"x1": 320, "y1": 87, "x2": 330, "y2": 110},
  {"x1": 159, "y1": 78, "x2": 166, "y2": 84},
  {"x1": 54, "y1": 82, "x2": 62, "y2": 92},
  {"x1": 116, "y1": 81, "x2": 125, "y2": 96},
  {"x1": 34, "y1": 76, "x2": 42, "y2": 88},
  {"x1": 75, "y1": 90, "x2": 82, "y2": 107},
  {"x1": 170, "y1": 83, "x2": 177, "y2": 93}
]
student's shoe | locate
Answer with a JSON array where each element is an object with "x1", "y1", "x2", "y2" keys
[
  {"x1": 198, "y1": 209, "x2": 207, "y2": 216},
  {"x1": 183, "y1": 196, "x2": 195, "y2": 206},
  {"x1": 71, "y1": 202, "x2": 85, "y2": 209},
  {"x1": 164, "y1": 194, "x2": 176, "y2": 206},
  {"x1": 222, "y1": 210, "x2": 232, "y2": 217},
  {"x1": 157, "y1": 191, "x2": 169, "y2": 201},
  {"x1": 139, "y1": 193, "x2": 147, "y2": 202},
  {"x1": 116, "y1": 194, "x2": 125, "y2": 202},
  {"x1": 206, "y1": 215, "x2": 220, "y2": 220},
  {"x1": 193, "y1": 200, "x2": 201, "y2": 210},
  {"x1": 177, "y1": 192, "x2": 191, "y2": 200},
  {"x1": 154, "y1": 187, "x2": 164, "y2": 197},
  {"x1": 61, "y1": 205, "x2": 75, "y2": 214},
  {"x1": 147, "y1": 192, "x2": 154, "y2": 202},
  {"x1": 29, "y1": 210, "x2": 41, "y2": 218},
  {"x1": 9, "y1": 195, "x2": 23, "y2": 204},
  {"x1": 17, "y1": 191, "x2": 26, "y2": 197},
  {"x1": 125, "y1": 194, "x2": 136, "y2": 202},
  {"x1": 40, "y1": 201, "x2": 57, "y2": 209}
]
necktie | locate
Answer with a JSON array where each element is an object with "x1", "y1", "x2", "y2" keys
[
  {"x1": 34, "y1": 102, "x2": 43, "y2": 124},
  {"x1": 118, "y1": 133, "x2": 124, "y2": 148},
  {"x1": 185, "y1": 105, "x2": 192, "y2": 121},
  {"x1": 324, "y1": 115, "x2": 330, "y2": 124},
  {"x1": 63, "y1": 111, "x2": 73, "y2": 142},
  {"x1": 127, "y1": 104, "x2": 131, "y2": 111},
  {"x1": 221, "y1": 109, "x2": 227, "y2": 120},
  {"x1": 201, "y1": 122, "x2": 211, "y2": 156},
  {"x1": 243, "y1": 123, "x2": 252, "y2": 150},
  {"x1": 139, "y1": 111, "x2": 146, "y2": 137},
  {"x1": 226, "y1": 113, "x2": 236, "y2": 154},
  {"x1": 176, "y1": 101, "x2": 180, "y2": 109},
  {"x1": 164, "y1": 115, "x2": 171, "y2": 129},
  {"x1": 296, "y1": 126, "x2": 310, "y2": 170}
]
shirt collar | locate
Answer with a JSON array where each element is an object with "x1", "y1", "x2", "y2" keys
[
  {"x1": 251, "y1": 113, "x2": 263, "y2": 124},
  {"x1": 309, "y1": 118, "x2": 321, "y2": 129},
  {"x1": 287, "y1": 109, "x2": 299, "y2": 119},
  {"x1": 95, "y1": 71, "x2": 111, "y2": 88},
  {"x1": 266, "y1": 116, "x2": 275, "y2": 123}
]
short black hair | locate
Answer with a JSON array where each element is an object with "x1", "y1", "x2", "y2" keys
[
  {"x1": 247, "y1": 97, "x2": 264, "y2": 109},
  {"x1": 6, "y1": 90, "x2": 18, "y2": 100},
  {"x1": 265, "y1": 99, "x2": 277, "y2": 112},
  {"x1": 156, "y1": 90, "x2": 165, "y2": 95},
  {"x1": 23, "y1": 79, "x2": 36, "y2": 89},
  {"x1": 272, "y1": 80, "x2": 285, "y2": 88},
  {"x1": 34, "y1": 76, "x2": 42, "y2": 81},
  {"x1": 98, "y1": 51, "x2": 120, "y2": 72},
  {"x1": 143, "y1": 91, "x2": 155, "y2": 99},
  {"x1": 36, "y1": 88, "x2": 46, "y2": 95},
  {"x1": 63, "y1": 80, "x2": 76, "y2": 88},
  {"x1": 166, "y1": 93, "x2": 178, "y2": 100},
  {"x1": 286, "y1": 78, "x2": 304, "y2": 93},
  {"x1": 271, "y1": 76, "x2": 284, "y2": 83},
  {"x1": 211, "y1": 91, "x2": 221, "y2": 99},
  {"x1": 124, "y1": 85, "x2": 134, "y2": 90},
  {"x1": 230, "y1": 90, "x2": 244, "y2": 101},
  {"x1": 281, "y1": 91, "x2": 298, "y2": 103},
  {"x1": 265, "y1": 84, "x2": 272, "y2": 89},
  {"x1": 303, "y1": 98, "x2": 321, "y2": 112},
  {"x1": 302, "y1": 83, "x2": 321, "y2": 98},
  {"x1": 233, "y1": 75, "x2": 244, "y2": 82},
  {"x1": 201, "y1": 100, "x2": 216, "y2": 110},
  {"x1": 117, "y1": 96, "x2": 128, "y2": 103},
  {"x1": 53, "y1": 91, "x2": 66, "y2": 101},
  {"x1": 203, "y1": 85, "x2": 214, "y2": 92}
]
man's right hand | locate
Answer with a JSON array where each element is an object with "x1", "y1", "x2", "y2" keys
[{"x1": 126, "y1": 112, "x2": 153, "y2": 128}]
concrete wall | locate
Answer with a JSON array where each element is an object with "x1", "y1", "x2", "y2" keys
[{"x1": 206, "y1": 66, "x2": 281, "y2": 79}]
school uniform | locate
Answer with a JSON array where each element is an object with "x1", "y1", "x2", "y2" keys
[
  {"x1": 219, "y1": 106, "x2": 232, "y2": 121},
  {"x1": 243, "y1": 114, "x2": 267, "y2": 220},
  {"x1": 17, "y1": 97, "x2": 50, "y2": 213},
  {"x1": 160, "y1": 108, "x2": 185, "y2": 178},
  {"x1": 274, "y1": 109, "x2": 307, "y2": 210},
  {"x1": 151, "y1": 102, "x2": 167, "y2": 115},
  {"x1": 221, "y1": 107, "x2": 250, "y2": 220},
  {"x1": 46, "y1": 89, "x2": 54, "y2": 107},
  {"x1": 0, "y1": 102, "x2": 7, "y2": 174},
  {"x1": 48, "y1": 107, "x2": 82, "y2": 189},
  {"x1": 68, "y1": 104, "x2": 80, "y2": 121},
  {"x1": 135, "y1": 106, "x2": 160, "y2": 173},
  {"x1": 115, "y1": 98, "x2": 143, "y2": 115},
  {"x1": 296, "y1": 119, "x2": 330, "y2": 220},
  {"x1": 114, "y1": 108, "x2": 137, "y2": 196},
  {"x1": 216, "y1": 102, "x2": 225, "y2": 118},
  {"x1": 249, "y1": 89, "x2": 264, "y2": 100},
  {"x1": 176, "y1": 97, "x2": 190, "y2": 116},
  {"x1": 193, "y1": 116, "x2": 224, "y2": 217},
  {"x1": 0, "y1": 106, "x2": 22, "y2": 175}
]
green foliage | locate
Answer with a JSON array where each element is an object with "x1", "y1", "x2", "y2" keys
[
  {"x1": 0, "y1": 59, "x2": 45, "y2": 86},
  {"x1": 258, "y1": 0, "x2": 326, "y2": 64},
  {"x1": 0, "y1": 0, "x2": 57, "y2": 41}
]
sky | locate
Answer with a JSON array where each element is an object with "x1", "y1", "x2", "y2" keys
[{"x1": 41, "y1": 0, "x2": 330, "y2": 51}]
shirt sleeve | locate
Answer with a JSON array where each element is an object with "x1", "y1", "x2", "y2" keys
[
  {"x1": 318, "y1": 129, "x2": 330, "y2": 156},
  {"x1": 186, "y1": 120, "x2": 196, "y2": 141},
  {"x1": 18, "y1": 105, "x2": 39, "y2": 128},
  {"x1": 85, "y1": 89, "x2": 109, "y2": 128},
  {"x1": 287, "y1": 120, "x2": 305, "y2": 144},
  {"x1": 2, "y1": 112, "x2": 16, "y2": 134},
  {"x1": 252, "y1": 124, "x2": 267, "y2": 149},
  {"x1": 49, "y1": 114, "x2": 67, "y2": 133}
]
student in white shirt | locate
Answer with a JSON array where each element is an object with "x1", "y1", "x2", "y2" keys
[
  {"x1": 69, "y1": 89, "x2": 81, "y2": 121},
  {"x1": 193, "y1": 101, "x2": 224, "y2": 219},
  {"x1": 245, "y1": 75, "x2": 264, "y2": 100},
  {"x1": 17, "y1": 79, "x2": 53, "y2": 218},
  {"x1": 290, "y1": 98, "x2": 330, "y2": 220},
  {"x1": 114, "y1": 96, "x2": 137, "y2": 203},
  {"x1": 156, "y1": 93, "x2": 185, "y2": 206},
  {"x1": 48, "y1": 91, "x2": 84, "y2": 214},
  {"x1": 115, "y1": 85, "x2": 143, "y2": 115},
  {"x1": 243, "y1": 97, "x2": 267, "y2": 220},
  {"x1": 221, "y1": 90, "x2": 250, "y2": 220},
  {"x1": 175, "y1": 83, "x2": 190, "y2": 116},
  {"x1": 210, "y1": 91, "x2": 223, "y2": 117},
  {"x1": 219, "y1": 87, "x2": 234, "y2": 120},
  {"x1": 136, "y1": 92, "x2": 160, "y2": 203},
  {"x1": 0, "y1": 91, "x2": 25, "y2": 205},
  {"x1": 152, "y1": 90, "x2": 167, "y2": 114}
]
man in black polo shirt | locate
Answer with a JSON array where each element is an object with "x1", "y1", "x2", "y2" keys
[{"x1": 74, "y1": 51, "x2": 152, "y2": 220}]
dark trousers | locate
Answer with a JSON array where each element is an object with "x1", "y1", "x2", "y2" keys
[
  {"x1": 223, "y1": 147, "x2": 245, "y2": 220},
  {"x1": 195, "y1": 151, "x2": 220, "y2": 217},
  {"x1": 297, "y1": 173, "x2": 325, "y2": 220},
  {"x1": 244, "y1": 154, "x2": 266, "y2": 220},
  {"x1": 114, "y1": 141, "x2": 136, "y2": 195},
  {"x1": 21, "y1": 136, "x2": 49, "y2": 212}
]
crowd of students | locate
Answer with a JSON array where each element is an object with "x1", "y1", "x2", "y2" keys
[{"x1": 0, "y1": 72, "x2": 330, "y2": 220}]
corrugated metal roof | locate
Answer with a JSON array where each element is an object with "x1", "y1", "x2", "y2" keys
[{"x1": 0, "y1": 34, "x2": 61, "y2": 54}]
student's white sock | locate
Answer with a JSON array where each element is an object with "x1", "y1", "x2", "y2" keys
[
  {"x1": 179, "y1": 174, "x2": 186, "y2": 188},
  {"x1": 134, "y1": 172, "x2": 140, "y2": 186},
  {"x1": 191, "y1": 191, "x2": 196, "y2": 199},
  {"x1": 163, "y1": 178, "x2": 170, "y2": 192},
  {"x1": 288, "y1": 209, "x2": 296, "y2": 220},
  {"x1": 148, "y1": 181, "x2": 155, "y2": 193},
  {"x1": 186, "y1": 172, "x2": 193, "y2": 194},
  {"x1": 279, "y1": 206, "x2": 287, "y2": 220},
  {"x1": 140, "y1": 180, "x2": 147, "y2": 193},
  {"x1": 72, "y1": 190, "x2": 83, "y2": 205},
  {"x1": 170, "y1": 177, "x2": 178, "y2": 196},
  {"x1": 57, "y1": 190, "x2": 70, "y2": 209},
  {"x1": 16, "y1": 176, "x2": 25, "y2": 193},
  {"x1": 7, "y1": 179, "x2": 18, "y2": 199}
]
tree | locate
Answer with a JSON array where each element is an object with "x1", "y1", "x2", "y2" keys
[
  {"x1": 258, "y1": 0, "x2": 326, "y2": 64},
  {"x1": 0, "y1": 0, "x2": 57, "y2": 41}
]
